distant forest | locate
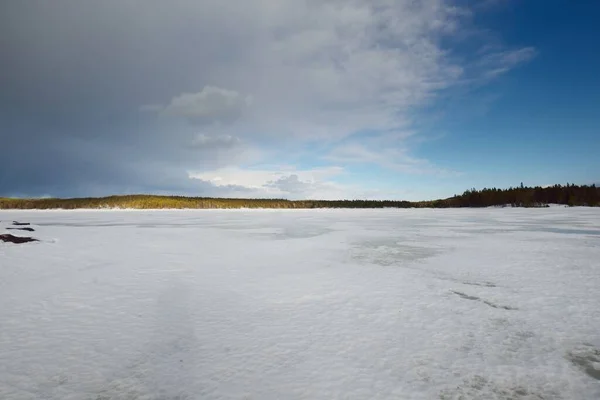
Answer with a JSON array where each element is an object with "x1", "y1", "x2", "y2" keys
[
  {"x1": 434, "y1": 183, "x2": 599, "y2": 208},
  {"x1": 0, "y1": 183, "x2": 598, "y2": 209}
]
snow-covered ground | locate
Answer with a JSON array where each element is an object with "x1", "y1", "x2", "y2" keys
[{"x1": 1, "y1": 208, "x2": 599, "y2": 400}]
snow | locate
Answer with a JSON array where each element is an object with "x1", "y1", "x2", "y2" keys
[{"x1": 1, "y1": 208, "x2": 599, "y2": 400}]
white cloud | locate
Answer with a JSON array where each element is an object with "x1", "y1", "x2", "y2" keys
[
  {"x1": 188, "y1": 166, "x2": 347, "y2": 199},
  {"x1": 480, "y1": 47, "x2": 537, "y2": 78},
  {"x1": 190, "y1": 166, "x2": 342, "y2": 188},
  {"x1": 266, "y1": 174, "x2": 313, "y2": 194},
  {"x1": 326, "y1": 138, "x2": 458, "y2": 176},
  {"x1": 187, "y1": 164, "x2": 417, "y2": 200},
  {"x1": 137, "y1": 2, "x2": 486, "y2": 138},
  {"x1": 144, "y1": 1, "x2": 534, "y2": 150}
]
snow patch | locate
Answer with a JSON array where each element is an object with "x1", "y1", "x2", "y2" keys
[{"x1": 1, "y1": 208, "x2": 599, "y2": 399}]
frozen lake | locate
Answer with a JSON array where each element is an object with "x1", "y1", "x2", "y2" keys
[{"x1": 1, "y1": 208, "x2": 600, "y2": 399}]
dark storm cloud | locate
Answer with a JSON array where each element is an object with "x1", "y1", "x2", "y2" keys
[
  {"x1": 0, "y1": 1, "x2": 237, "y2": 118},
  {"x1": 0, "y1": 1, "x2": 251, "y2": 197}
]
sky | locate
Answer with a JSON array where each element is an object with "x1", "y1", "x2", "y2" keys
[{"x1": 1, "y1": 0, "x2": 599, "y2": 201}]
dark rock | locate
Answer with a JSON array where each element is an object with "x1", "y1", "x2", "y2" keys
[
  {"x1": 0, "y1": 234, "x2": 39, "y2": 244},
  {"x1": 12, "y1": 221, "x2": 31, "y2": 226},
  {"x1": 7, "y1": 227, "x2": 35, "y2": 232}
]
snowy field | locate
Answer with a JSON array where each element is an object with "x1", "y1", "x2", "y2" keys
[{"x1": 1, "y1": 208, "x2": 600, "y2": 400}]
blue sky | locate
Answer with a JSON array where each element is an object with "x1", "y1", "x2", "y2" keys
[
  {"x1": 420, "y1": 0, "x2": 600, "y2": 195},
  {"x1": 1, "y1": 0, "x2": 598, "y2": 200}
]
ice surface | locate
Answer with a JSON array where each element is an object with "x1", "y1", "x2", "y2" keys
[{"x1": 1, "y1": 208, "x2": 599, "y2": 399}]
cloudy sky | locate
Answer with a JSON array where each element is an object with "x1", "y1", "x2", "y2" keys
[{"x1": 2, "y1": 1, "x2": 599, "y2": 200}]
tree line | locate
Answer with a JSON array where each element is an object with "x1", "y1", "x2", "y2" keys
[
  {"x1": 0, "y1": 183, "x2": 598, "y2": 209},
  {"x1": 436, "y1": 183, "x2": 599, "y2": 208}
]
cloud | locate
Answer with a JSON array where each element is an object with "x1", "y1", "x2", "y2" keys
[
  {"x1": 264, "y1": 174, "x2": 350, "y2": 199},
  {"x1": 125, "y1": 0, "x2": 474, "y2": 143},
  {"x1": 187, "y1": 165, "x2": 413, "y2": 200},
  {"x1": 189, "y1": 166, "x2": 343, "y2": 188},
  {"x1": 0, "y1": 0, "x2": 535, "y2": 199},
  {"x1": 140, "y1": 86, "x2": 252, "y2": 124},
  {"x1": 188, "y1": 166, "x2": 348, "y2": 199},
  {"x1": 480, "y1": 47, "x2": 537, "y2": 78},
  {"x1": 266, "y1": 175, "x2": 312, "y2": 194},
  {"x1": 160, "y1": 86, "x2": 252, "y2": 124},
  {"x1": 190, "y1": 134, "x2": 241, "y2": 150},
  {"x1": 326, "y1": 136, "x2": 458, "y2": 176}
]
